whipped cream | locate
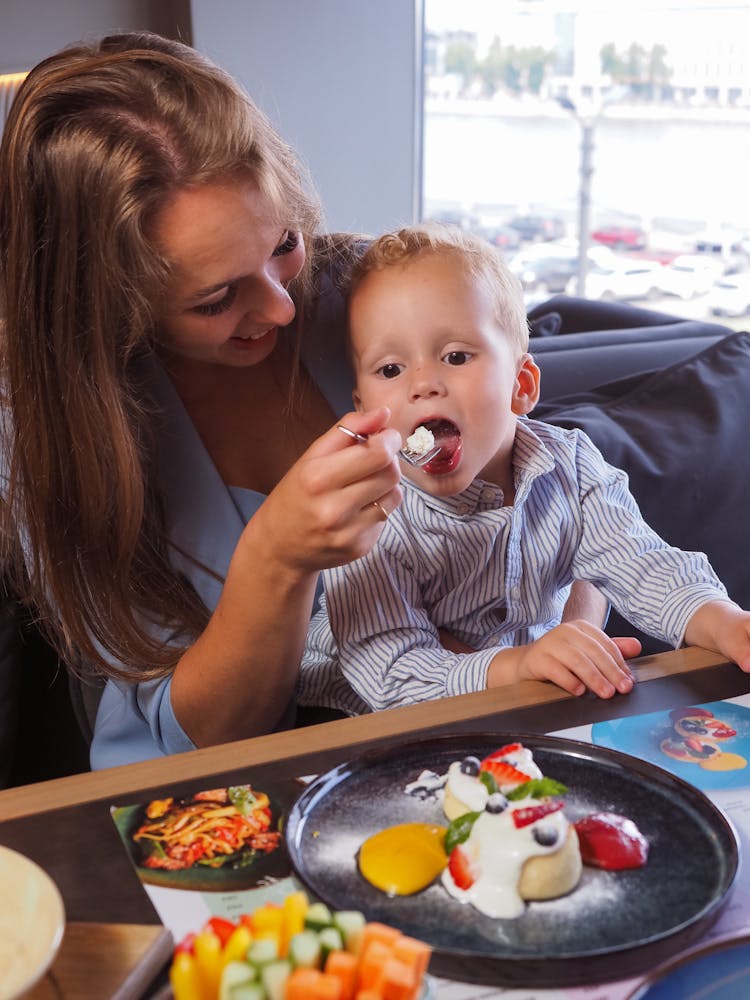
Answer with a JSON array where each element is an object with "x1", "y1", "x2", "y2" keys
[
  {"x1": 442, "y1": 797, "x2": 569, "y2": 918},
  {"x1": 404, "y1": 425, "x2": 435, "y2": 456}
]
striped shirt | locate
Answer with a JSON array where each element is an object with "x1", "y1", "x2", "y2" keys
[{"x1": 299, "y1": 418, "x2": 727, "y2": 715}]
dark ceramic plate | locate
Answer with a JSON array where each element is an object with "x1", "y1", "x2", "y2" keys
[
  {"x1": 112, "y1": 780, "x2": 299, "y2": 892},
  {"x1": 285, "y1": 732, "x2": 739, "y2": 988}
]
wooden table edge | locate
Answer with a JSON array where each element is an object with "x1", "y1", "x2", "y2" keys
[{"x1": 0, "y1": 646, "x2": 731, "y2": 820}]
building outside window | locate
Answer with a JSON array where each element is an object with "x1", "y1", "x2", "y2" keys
[{"x1": 422, "y1": 0, "x2": 750, "y2": 324}]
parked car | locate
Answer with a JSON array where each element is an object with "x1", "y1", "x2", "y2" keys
[
  {"x1": 510, "y1": 244, "x2": 578, "y2": 296},
  {"x1": 657, "y1": 254, "x2": 726, "y2": 299},
  {"x1": 707, "y1": 272, "x2": 750, "y2": 317},
  {"x1": 566, "y1": 257, "x2": 663, "y2": 302},
  {"x1": 510, "y1": 242, "x2": 614, "y2": 298},
  {"x1": 476, "y1": 224, "x2": 522, "y2": 253},
  {"x1": 591, "y1": 223, "x2": 648, "y2": 250},
  {"x1": 507, "y1": 213, "x2": 566, "y2": 243}
]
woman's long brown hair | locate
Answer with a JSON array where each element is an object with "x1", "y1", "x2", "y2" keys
[{"x1": 0, "y1": 32, "x2": 321, "y2": 681}]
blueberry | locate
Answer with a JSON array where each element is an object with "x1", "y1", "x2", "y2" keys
[
  {"x1": 532, "y1": 824, "x2": 559, "y2": 847},
  {"x1": 459, "y1": 756, "x2": 481, "y2": 776},
  {"x1": 485, "y1": 793, "x2": 509, "y2": 814}
]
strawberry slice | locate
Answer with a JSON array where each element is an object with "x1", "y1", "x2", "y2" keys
[
  {"x1": 512, "y1": 800, "x2": 564, "y2": 829},
  {"x1": 480, "y1": 758, "x2": 531, "y2": 788},
  {"x1": 447, "y1": 846, "x2": 476, "y2": 889},
  {"x1": 481, "y1": 743, "x2": 524, "y2": 763},
  {"x1": 574, "y1": 812, "x2": 649, "y2": 870}
]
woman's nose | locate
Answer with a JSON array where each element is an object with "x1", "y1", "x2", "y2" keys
[{"x1": 246, "y1": 274, "x2": 297, "y2": 328}]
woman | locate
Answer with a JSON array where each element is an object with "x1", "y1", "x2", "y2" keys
[
  {"x1": 0, "y1": 31, "x2": 403, "y2": 767},
  {"x1": 0, "y1": 32, "x2": 610, "y2": 770}
]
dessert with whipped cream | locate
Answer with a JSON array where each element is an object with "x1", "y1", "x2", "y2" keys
[
  {"x1": 439, "y1": 743, "x2": 582, "y2": 918},
  {"x1": 403, "y1": 424, "x2": 435, "y2": 457},
  {"x1": 361, "y1": 741, "x2": 650, "y2": 921}
]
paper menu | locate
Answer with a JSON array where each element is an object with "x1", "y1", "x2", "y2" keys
[{"x1": 111, "y1": 695, "x2": 750, "y2": 1000}]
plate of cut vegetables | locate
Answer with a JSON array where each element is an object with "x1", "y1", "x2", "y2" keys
[
  {"x1": 167, "y1": 888, "x2": 434, "y2": 1000},
  {"x1": 112, "y1": 782, "x2": 297, "y2": 891}
]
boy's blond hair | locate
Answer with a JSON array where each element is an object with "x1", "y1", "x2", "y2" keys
[{"x1": 350, "y1": 222, "x2": 530, "y2": 353}]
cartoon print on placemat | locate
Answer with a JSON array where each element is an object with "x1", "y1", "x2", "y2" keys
[{"x1": 592, "y1": 701, "x2": 750, "y2": 791}]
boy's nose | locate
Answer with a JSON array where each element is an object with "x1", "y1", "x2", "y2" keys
[{"x1": 409, "y1": 365, "x2": 446, "y2": 401}]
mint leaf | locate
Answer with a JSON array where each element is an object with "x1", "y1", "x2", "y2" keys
[
  {"x1": 444, "y1": 811, "x2": 481, "y2": 854},
  {"x1": 506, "y1": 777, "x2": 568, "y2": 801},
  {"x1": 479, "y1": 770, "x2": 499, "y2": 795}
]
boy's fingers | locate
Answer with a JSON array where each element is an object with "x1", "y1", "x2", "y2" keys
[{"x1": 611, "y1": 636, "x2": 642, "y2": 660}]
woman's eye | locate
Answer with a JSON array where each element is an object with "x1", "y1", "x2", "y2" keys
[
  {"x1": 192, "y1": 284, "x2": 238, "y2": 316},
  {"x1": 272, "y1": 230, "x2": 301, "y2": 257},
  {"x1": 377, "y1": 363, "x2": 403, "y2": 379},
  {"x1": 444, "y1": 351, "x2": 471, "y2": 365}
]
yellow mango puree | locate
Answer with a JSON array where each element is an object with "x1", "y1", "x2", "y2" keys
[{"x1": 358, "y1": 822, "x2": 448, "y2": 895}]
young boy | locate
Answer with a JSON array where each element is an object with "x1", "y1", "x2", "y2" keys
[{"x1": 298, "y1": 223, "x2": 750, "y2": 714}]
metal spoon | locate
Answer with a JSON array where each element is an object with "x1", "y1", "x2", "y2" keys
[{"x1": 337, "y1": 424, "x2": 441, "y2": 467}]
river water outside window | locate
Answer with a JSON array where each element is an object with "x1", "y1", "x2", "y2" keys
[{"x1": 422, "y1": 0, "x2": 750, "y2": 326}]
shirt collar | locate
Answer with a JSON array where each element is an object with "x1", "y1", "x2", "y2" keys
[{"x1": 404, "y1": 419, "x2": 555, "y2": 516}]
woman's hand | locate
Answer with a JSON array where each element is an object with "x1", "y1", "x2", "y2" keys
[
  {"x1": 487, "y1": 620, "x2": 636, "y2": 698},
  {"x1": 172, "y1": 407, "x2": 402, "y2": 747},
  {"x1": 250, "y1": 407, "x2": 403, "y2": 575}
]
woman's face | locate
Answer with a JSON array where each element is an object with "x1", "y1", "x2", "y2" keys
[{"x1": 153, "y1": 179, "x2": 305, "y2": 368}]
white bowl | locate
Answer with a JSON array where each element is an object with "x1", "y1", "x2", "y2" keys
[{"x1": 0, "y1": 845, "x2": 66, "y2": 1000}]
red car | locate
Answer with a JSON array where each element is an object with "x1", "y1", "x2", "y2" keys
[{"x1": 591, "y1": 224, "x2": 648, "y2": 250}]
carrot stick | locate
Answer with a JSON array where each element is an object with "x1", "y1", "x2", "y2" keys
[
  {"x1": 392, "y1": 935, "x2": 431, "y2": 980},
  {"x1": 324, "y1": 949, "x2": 358, "y2": 1000},
  {"x1": 381, "y1": 957, "x2": 418, "y2": 1000}
]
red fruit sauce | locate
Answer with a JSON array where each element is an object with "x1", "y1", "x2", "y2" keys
[{"x1": 574, "y1": 812, "x2": 649, "y2": 870}]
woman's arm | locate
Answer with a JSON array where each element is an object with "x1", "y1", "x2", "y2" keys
[{"x1": 170, "y1": 410, "x2": 403, "y2": 746}]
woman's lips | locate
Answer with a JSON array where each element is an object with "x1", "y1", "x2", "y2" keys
[{"x1": 229, "y1": 327, "x2": 276, "y2": 349}]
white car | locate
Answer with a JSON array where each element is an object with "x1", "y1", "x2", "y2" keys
[
  {"x1": 658, "y1": 254, "x2": 725, "y2": 300},
  {"x1": 707, "y1": 272, "x2": 750, "y2": 317},
  {"x1": 566, "y1": 257, "x2": 663, "y2": 302}
]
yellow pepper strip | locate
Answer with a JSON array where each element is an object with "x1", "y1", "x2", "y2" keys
[
  {"x1": 222, "y1": 924, "x2": 253, "y2": 966},
  {"x1": 280, "y1": 891, "x2": 309, "y2": 957},
  {"x1": 251, "y1": 902, "x2": 283, "y2": 948},
  {"x1": 193, "y1": 929, "x2": 223, "y2": 998},
  {"x1": 169, "y1": 950, "x2": 204, "y2": 1000}
]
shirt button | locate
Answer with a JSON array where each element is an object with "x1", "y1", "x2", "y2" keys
[
  {"x1": 457, "y1": 503, "x2": 470, "y2": 515},
  {"x1": 481, "y1": 487, "x2": 494, "y2": 502}
]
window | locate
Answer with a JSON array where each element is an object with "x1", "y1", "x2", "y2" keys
[{"x1": 422, "y1": 0, "x2": 750, "y2": 326}]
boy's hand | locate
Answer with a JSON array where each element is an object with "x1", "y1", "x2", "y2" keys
[
  {"x1": 685, "y1": 601, "x2": 750, "y2": 672},
  {"x1": 487, "y1": 620, "x2": 636, "y2": 698}
]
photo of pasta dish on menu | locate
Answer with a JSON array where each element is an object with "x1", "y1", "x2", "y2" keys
[
  {"x1": 112, "y1": 783, "x2": 294, "y2": 891},
  {"x1": 133, "y1": 786, "x2": 279, "y2": 871}
]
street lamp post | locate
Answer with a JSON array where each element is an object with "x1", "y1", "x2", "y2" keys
[
  {"x1": 558, "y1": 95, "x2": 595, "y2": 297},
  {"x1": 558, "y1": 88, "x2": 628, "y2": 297},
  {"x1": 576, "y1": 117, "x2": 595, "y2": 297}
]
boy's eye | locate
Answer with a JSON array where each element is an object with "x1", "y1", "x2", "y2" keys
[
  {"x1": 192, "y1": 284, "x2": 238, "y2": 316},
  {"x1": 444, "y1": 350, "x2": 471, "y2": 365},
  {"x1": 272, "y1": 230, "x2": 301, "y2": 257},
  {"x1": 377, "y1": 363, "x2": 403, "y2": 379}
]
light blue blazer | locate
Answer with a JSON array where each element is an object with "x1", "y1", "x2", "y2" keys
[{"x1": 91, "y1": 283, "x2": 352, "y2": 768}]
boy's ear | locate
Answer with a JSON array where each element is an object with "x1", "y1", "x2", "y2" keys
[
  {"x1": 352, "y1": 388, "x2": 364, "y2": 412},
  {"x1": 511, "y1": 353, "x2": 541, "y2": 415}
]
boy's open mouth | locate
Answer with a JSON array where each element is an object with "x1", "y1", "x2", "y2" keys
[{"x1": 418, "y1": 418, "x2": 462, "y2": 473}]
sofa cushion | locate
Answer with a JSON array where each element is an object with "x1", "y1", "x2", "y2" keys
[{"x1": 533, "y1": 330, "x2": 750, "y2": 654}]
